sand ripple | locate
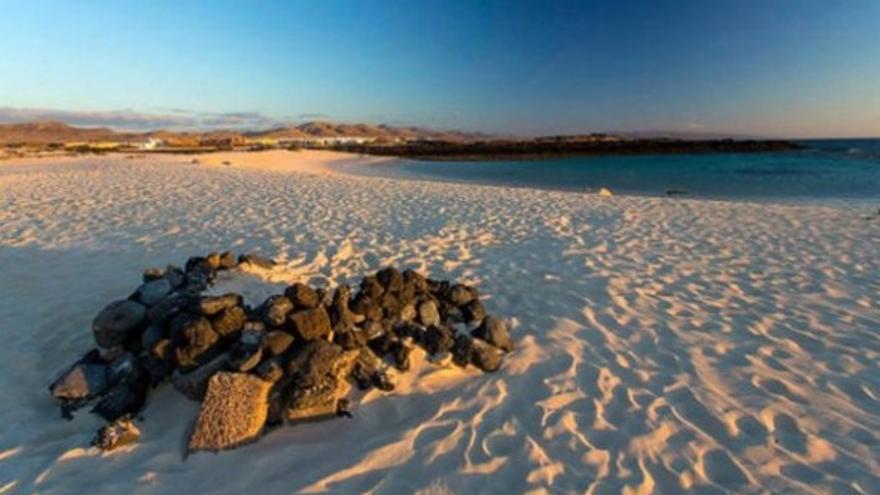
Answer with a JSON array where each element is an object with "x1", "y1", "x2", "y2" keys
[{"x1": 0, "y1": 153, "x2": 878, "y2": 494}]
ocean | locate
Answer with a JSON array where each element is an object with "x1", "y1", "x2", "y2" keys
[{"x1": 348, "y1": 138, "x2": 880, "y2": 204}]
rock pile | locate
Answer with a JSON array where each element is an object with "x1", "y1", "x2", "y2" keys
[{"x1": 49, "y1": 252, "x2": 514, "y2": 452}]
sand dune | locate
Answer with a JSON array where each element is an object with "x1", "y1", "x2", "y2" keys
[{"x1": 0, "y1": 151, "x2": 878, "y2": 494}]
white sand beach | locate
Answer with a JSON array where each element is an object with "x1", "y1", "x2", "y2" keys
[{"x1": 0, "y1": 150, "x2": 878, "y2": 494}]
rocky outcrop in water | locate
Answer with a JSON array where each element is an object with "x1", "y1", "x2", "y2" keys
[{"x1": 49, "y1": 253, "x2": 514, "y2": 452}]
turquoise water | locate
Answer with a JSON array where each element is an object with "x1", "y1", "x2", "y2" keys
[{"x1": 353, "y1": 139, "x2": 880, "y2": 203}]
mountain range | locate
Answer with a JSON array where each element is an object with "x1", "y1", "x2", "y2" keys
[{"x1": 0, "y1": 120, "x2": 495, "y2": 145}]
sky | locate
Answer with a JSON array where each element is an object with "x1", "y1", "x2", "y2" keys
[{"x1": 0, "y1": 0, "x2": 878, "y2": 138}]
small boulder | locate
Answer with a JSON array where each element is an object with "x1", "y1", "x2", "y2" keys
[
  {"x1": 289, "y1": 306, "x2": 332, "y2": 341},
  {"x1": 50, "y1": 363, "x2": 108, "y2": 401},
  {"x1": 261, "y1": 295, "x2": 294, "y2": 327},
  {"x1": 210, "y1": 305, "x2": 247, "y2": 337},
  {"x1": 93, "y1": 300, "x2": 147, "y2": 348},
  {"x1": 92, "y1": 376, "x2": 149, "y2": 422},
  {"x1": 402, "y1": 269, "x2": 429, "y2": 294},
  {"x1": 254, "y1": 356, "x2": 284, "y2": 383},
  {"x1": 451, "y1": 335, "x2": 474, "y2": 367},
  {"x1": 238, "y1": 253, "x2": 276, "y2": 270},
  {"x1": 92, "y1": 418, "x2": 140, "y2": 451},
  {"x1": 196, "y1": 294, "x2": 242, "y2": 316},
  {"x1": 189, "y1": 372, "x2": 272, "y2": 452},
  {"x1": 360, "y1": 276, "x2": 384, "y2": 300},
  {"x1": 448, "y1": 284, "x2": 476, "y2": 306},
  {"x1": 284, "y1": 341, "x2": 357, "y2": 422},
  {"x1": 171, "y1": 314, "x2": 218, "y2": 368},
  {"x1": 376, "y1": 267, "x2": 403, "y2": 293},
  {"x1": 146, "y1": 292, "x2": 194, "y2": 325},
  {"x1": 472, "y1": 316, "x2": 513, "y2": 352},
  {"x1": 138, "y1": 278, "x2": 172, "y2": 306},
  {"x1": 205, "y1": 252, "x2": 222, "y2": 270},
  {"x1": 263, "y1": 330, "x2": 295, "y2": 355},
  {"x1": 284, "y1": 283, "x2": 319, "y2": 309},
  {"x1": 140, "y1": 324, "x2": 164, "y2": 352},
  {"x1": 471, "y1": 339, "x2": 503, "y2": 372},
  {"x1": 462, "y1": 299, "x2": 486, "y2": 324},
  {"x1": 424, "y1": 325, "x2": 456, "y2": 355},
  {"x1": 218, "y1": 251, "x2": 237, "y2": 270},
  {"x1": 143, "y1": 267, "x2": 165, "y2": 282},
  {"x1": 230, "y1": 345, "x2": 262, "y2": 372},
  {"x1": 417, "y1": 300, "x2": 441, "y2": 328}
]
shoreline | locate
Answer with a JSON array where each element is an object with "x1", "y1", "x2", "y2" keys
[{"x1": 3, "y1": 148, "x2": 879, "y2": 210}]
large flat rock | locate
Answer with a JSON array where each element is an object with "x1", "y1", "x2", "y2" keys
[{"x1": 188, "y1": 372, "x2": 271, "y2": 452}]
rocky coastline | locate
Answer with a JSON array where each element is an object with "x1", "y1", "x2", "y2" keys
[{"x1": 334, "y1": 138, "x2": 803, "y2": 161}]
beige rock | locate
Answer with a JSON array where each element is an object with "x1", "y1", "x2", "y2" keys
[{"x1": 188, "y1": 372, "x2": 271, "y2": 452}]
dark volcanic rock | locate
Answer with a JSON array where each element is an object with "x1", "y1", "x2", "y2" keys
[
  {"x1": 390, "y1": 340, "x2": 413, "y2": 371},
  {"x1": 238, "y1": 253, "x2": 276, "y2": 270},
  {"x1": 329, "y1": 285, "x2": 355, "y2": 330},
  {"x1": 172, "y1": 314, "x2": 219, "y2": 368},
  {"x1": 417, "y1": 300, "x2": 441, "y2": 328},
  {"x1": 402, "y1": 269, "x2": 429, "y2": 294},
  {"x1": 350, "y1": 293, "x2": 382, "y2": 321},
  {"x1": 451, "y1": 335, "x2": 474, "y2": 367},
  {"x1": 284, "y1": 340, "x2": 356, "y2": 422},
  {"x1": 92, "y1": 375, "x2": 149, "y2": 422},
  {"x1": 360, "y1": 276, "x2": 384, "y2": 300},
  {"x1": 289, "y1": 307, "x2": 332, "y2": 341},
  {"x1": 185, "y1": 256, "x2": 212, "y2": 274},
  {"x1": 140, "y1": 324, "x2": 164, "y2": 351},
  {"x1": 143, "y1": 267, "x2": 165, "y2": 282},
  {"x1": 211, "y1": 305, "x2": 247, "y2": 337},
  {"x1": 470, "y1": 339, "x2": 503, "y2": 372},
  {"x1": 138, "y1": 279, "x2": 173, "y2": 306},
  {"x1": 164, "y1": 266, "x2": 185, "y2": 289},
  {"x1": 424, "y1": 325, "x2": 456, "y2": 355},
  {"x1": 472, "y1": 316, "x2": 513, "y2": 352},
  {"x1": 376, "y1": 267, "x2": 403, "y2": 293},
  {"x1": 448, "y1": 284, "x2": 477, "y2": 306},
  {"x1": 92, "y1": 418, "x2": 140, "y2": 451},
  {"x1": 50, "y1": 363, "x2": 108, "y2": 401},
  {"x1": 230, "y1": 344, "x2": 262, "y2": 372},
  {"x1": 197, "y1": 293, "x2": 242, "y2": 316},
  {"x1": 284, "y1": 283, "x2": 319, "y2": 309},
  {"x1": 93, "y1": 300, "x2": 147, "y2": 348},
  {"x1": 146, "y1": 292, "x2": 194, "y2": 325},
  {"x1": 261, "y1": 295, "x2": 294, "y2": 327},
  {"x1": 461, "y1": 299, "x2": 486, "y2": 324},
  {"x1": 254, "y1": 356, "x2": 284, "y2": 383},
  {"x1": 206, "y1": 252, "x2": 222, "y2": 271},
  {"x1": 219, "y1": 251, "x2": 237, "y2": 270},
  {"x1": 380, "y1": 292, "x2": 403, "y2": 319},
  {"x1": 263, "y1": 330, "x2": 295, "y2": 355}
]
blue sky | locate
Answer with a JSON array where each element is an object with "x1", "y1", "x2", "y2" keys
[{"x1": 0, "y1": 0, "x2": 878, "y2": 137}]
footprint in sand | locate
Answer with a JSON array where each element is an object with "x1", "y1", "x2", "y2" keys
[
  {"x1": 701, "y1": 449, "x2": 749, "y2": 488},
  {"x1": 734, "y1": 415, "x2": 768, "y2": 446},
  {"x1": 771, "y1": 413, "x2": 808, "y2": 454}
]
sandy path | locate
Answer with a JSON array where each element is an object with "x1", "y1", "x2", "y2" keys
[{"x1": 0, "y1": 152, "x2": 878, "y2": 494}]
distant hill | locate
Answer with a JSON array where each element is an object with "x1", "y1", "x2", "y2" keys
[
  {"x1": 249, "y1": 121, "x2": 492, "y2": 142},
  {"x1": 0, "y1": 120, "x2": 493, "y2": 145},
  {"x1": 0, "y1": 121, "x2": 138, "y2": 145}
]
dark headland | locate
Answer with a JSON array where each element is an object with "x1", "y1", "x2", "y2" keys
[{"x1": 334, "y1": 136, "x2": 803, "y2": 161}]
